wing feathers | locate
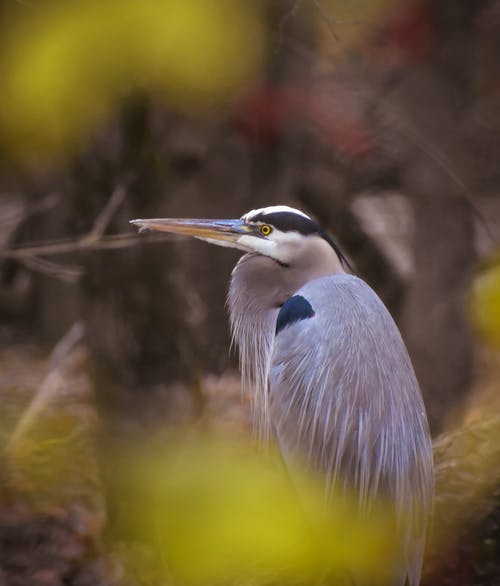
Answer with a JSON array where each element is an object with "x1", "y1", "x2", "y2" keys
[{"x1": 269, "y1": 275, "x2": 433, "y2": 586}]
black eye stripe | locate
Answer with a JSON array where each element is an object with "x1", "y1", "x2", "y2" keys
[
  {"x1": 249, "y1": 211, "x2": 350, "y2": 269},
  {"x1": 251, "y1": 212, "x2": 315, "y2": 234}
]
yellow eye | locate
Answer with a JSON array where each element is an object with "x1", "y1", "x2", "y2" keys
[{"x1": 260, "y1": 224, "x2": 272, "y2": 236}]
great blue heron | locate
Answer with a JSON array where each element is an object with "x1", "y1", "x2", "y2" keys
[{"x1": 131, "y1": 205, "x2": 434, "y2": 585}]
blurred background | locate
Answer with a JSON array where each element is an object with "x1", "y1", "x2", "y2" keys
[{"x1": 0, "y1": 0, "x2": 500, "y2": 584}]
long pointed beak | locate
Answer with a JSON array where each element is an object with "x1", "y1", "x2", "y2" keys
[{"x1": 129, "y1": 217, "x2": 252, "y2": 250}]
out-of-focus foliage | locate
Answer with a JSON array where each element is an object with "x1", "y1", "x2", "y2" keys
[
  {"x1": 427, "y1": 405, "x2": 500, "y2": 583},
  {"x1": 470, "y1": 255, "x2": 500, "y2": 349},
  {"x1": 0, "y1": 347, "x2": 101, "y2": 512},
  {"x1": 2, "y1": 413, "x2": 100, "y2": 509},
  {"x1": 0, "y1": 0, "x2": 265, "y2": 164},
  {"x1": 433, "y1": 413, "x2": 500, "y2": 539},
  {"x1": 108, "y1": 432, "x2": 400, "y2": 586}
]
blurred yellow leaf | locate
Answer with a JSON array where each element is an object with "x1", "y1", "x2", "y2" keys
[
  {"x1": 0, "y1": 0, "x2": 265, "y2": 163},
  {"x1": 108, "y1": 433, "x2": 399, "y2": 586},
  {"x1": 470, "y1": 256, "x2": 500, "y2": 349}
]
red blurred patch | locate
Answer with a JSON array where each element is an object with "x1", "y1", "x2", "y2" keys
[{"x1": 232, "y1": 82, "x2": 373, "y2": 159}]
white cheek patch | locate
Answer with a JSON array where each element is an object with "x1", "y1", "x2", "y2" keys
[
  {"x1": 237, "y1": 234, "x2": 278, "y2": 257},
  {"x1": 237, "y1": 231, "x2": 303, "y2": 264}
]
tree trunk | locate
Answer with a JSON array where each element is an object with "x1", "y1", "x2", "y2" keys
[{"x1": 403, "y1": 194, "x2": 475, "y2": 434}]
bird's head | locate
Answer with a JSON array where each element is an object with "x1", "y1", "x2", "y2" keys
[{"x1": 130, "y1": 205, "x2": 349, "y2": 273}]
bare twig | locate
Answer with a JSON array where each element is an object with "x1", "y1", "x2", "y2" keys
[
  {"x1": 312, "y1": 0, "x2": 340, "y2": 41},
  {"x1": 1, "y1": 232, "x2": 175, "y2": 259},
  {"x1": 86, "y1": 183, "x2": 128, "y2": 241},
  {"x1": 0, "y1": 232, "x2": 175, "y2": 282},
  {"x1": 0, "y1": 181, "x2": 174, "y2": 282},
  {"x1": 278, "y1": 0, "x2": 366, "y2": 51},
  {"x1": 4, "y1": 321, "x2": 85, "y2": 454},
  {"x1": 0, "y1": 192, "x2": 60, "y2": 227},
  {"x1": 21, "y1": 255, "x2": 84, "y2": 284}
]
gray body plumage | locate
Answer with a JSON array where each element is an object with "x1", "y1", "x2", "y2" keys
[
  {"x1": 131, "y1": 204, "x2": 434, "y2": 586},
  {"x1": 230, "y1": 260, "x2": 433, "y2": 586}
]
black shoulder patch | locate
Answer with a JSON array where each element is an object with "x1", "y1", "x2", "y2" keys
[{"x1": 276, "y1": 295, "x2": 315, "y2": 335}]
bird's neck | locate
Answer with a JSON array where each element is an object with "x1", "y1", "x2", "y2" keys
[
  {"x1": 229, "y1": 251, "x2": 338, "y2": 439},
  {"x1": 228, "y1": 249, "x2": 345, "y2": 438},
  {"x1": 228, "y1": 254, "x2": 287, "y2": 439}
]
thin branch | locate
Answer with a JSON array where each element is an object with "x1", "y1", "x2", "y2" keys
[
  {"x1": 1, "y1": 232, "x2": 176, "y2": 259},
  {"x1": 21, "y1": 255, "x2": 84, "y2": 284},
  {"x1": 312, "y1": 0, "x2": 340, "y2": 41},
  {"x1": 278, "y1": 0, "x2": 365, "y2": 51},
  {"x1": 0, "y1": 192, "x2": 60, "y2": 227},
  {"x1": 4, "y1": 321, "x2": 85, "y2": 454},
  {"x1": 0, "y1": 181, "x2": 174, "y2": 282},
  {"x1": 86, "y1": 183, "x2": 128, "y2": 241},
  {"x1": 1, "y1": 232, "x2": 176, "y2": 282}
]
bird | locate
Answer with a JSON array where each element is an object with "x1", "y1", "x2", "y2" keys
[{"x1": 130, "y1": 204, "x2": 434, "y2": 585}]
